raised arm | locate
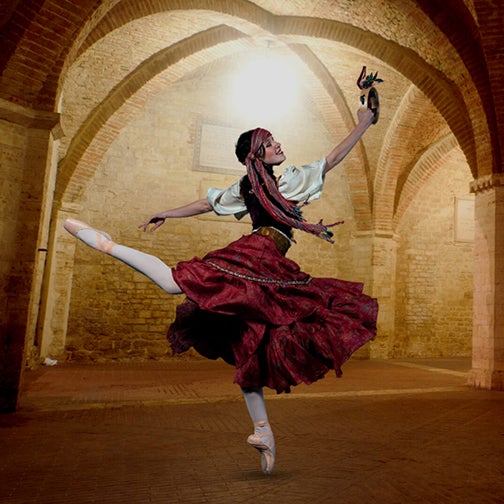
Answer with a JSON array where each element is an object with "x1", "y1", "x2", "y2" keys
[
  {"x1": 324, "y1": 107, "x2": 375, "y2": 175},
  {"x1": 139, "y1": 198, "x2": 212, "y2": 232}
]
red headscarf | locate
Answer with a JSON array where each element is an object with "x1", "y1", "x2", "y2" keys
[{"x1": 245, "y1": 128, "x2": 342, "y2": 242}]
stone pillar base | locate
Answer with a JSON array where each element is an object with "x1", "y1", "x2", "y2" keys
[{"x1": 467, "y1": 368, "x2": 504, "y2": 391}]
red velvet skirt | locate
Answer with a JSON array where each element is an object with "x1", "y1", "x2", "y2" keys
[{"x1": 169, "y1": 233, "x2": 378, "y2": 393}]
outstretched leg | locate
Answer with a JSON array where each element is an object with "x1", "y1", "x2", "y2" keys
[
  {"x1": 64, "y1": 219, "x2": 182, "y2": 294},
  {"x1": 242, "y1": 387, "x2": 276, "y2": 475}
]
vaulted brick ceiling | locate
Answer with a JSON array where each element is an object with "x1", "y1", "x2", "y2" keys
[{"x1": 1, "y1": 0, "x2": 502, "y2": 232}]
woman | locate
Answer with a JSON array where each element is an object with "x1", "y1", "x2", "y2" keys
[{"x1": 64, "y1": 98, "x2": 379, "y2": 475}]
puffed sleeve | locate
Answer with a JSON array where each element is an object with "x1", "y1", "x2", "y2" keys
[
  {"x1": 206, "y1": 178, "x2": 248, "y2": 219},
  {"x1": 278, "y1": 157, "x2": 326, "y2": 202}
]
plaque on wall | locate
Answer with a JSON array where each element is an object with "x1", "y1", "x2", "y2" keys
[
  {"x1": 454, "y1": 196, "x2": 474, "y2": 243},
  {"x1": 193, "y1": 120, "x2": 244, "y2": 175}
]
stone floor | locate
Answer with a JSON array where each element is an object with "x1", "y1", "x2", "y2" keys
[{"x1": 1, "y1": 357, "x2": 503, "y2": 503}]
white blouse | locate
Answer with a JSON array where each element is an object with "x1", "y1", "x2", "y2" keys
[{"x1": 207, "y1": 158, "x2": 327, "y2": 219}]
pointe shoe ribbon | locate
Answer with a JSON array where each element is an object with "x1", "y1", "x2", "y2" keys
[{"x1": 247, "y1": 427, "x2": 276, "y2": 475}]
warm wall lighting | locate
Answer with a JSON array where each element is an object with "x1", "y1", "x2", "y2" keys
[{"x1": 228, "y1": 50, "x2": 302, "y2": 122}]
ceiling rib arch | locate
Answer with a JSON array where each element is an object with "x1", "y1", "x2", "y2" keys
[
  {"x1": 75, "y1": 0, "x2": 273, "y2": 58},
  {"x1": 289, "y1": 43, "x2": 373, "y2": 229},
  {"x1": 72, "y1": 2, "x2": 481, "y2": 180},
  {"x1": 273, "y1": 16, "x2": 478, "y2": 179},
  {"x1": 0, "y1": 1, "x2": 496, "y2": 180},
  {"x1": 55, "y1": 24, "x2": 248, "y2": 205},
  {"x1": 373, "y1": 86, "x2": 427, "y2": 232},
  {"x1": 393, "y1": 134, "x2": 461, "y2": 228}
]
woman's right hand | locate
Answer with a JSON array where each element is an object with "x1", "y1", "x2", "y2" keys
[
  {"x1": 138, "y1": 213, "x2": 167, "y2": 232},
  {"x1": 138, "y1": 199, "x2": 212, "y2": 232}
]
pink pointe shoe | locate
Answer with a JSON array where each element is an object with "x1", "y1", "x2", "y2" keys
[
  {"x1": 64, "y1": 218, "x2": 115, "y2": 253},
  {"x1": 247, "y1": 423, "x2": 276, "y2": 475}
]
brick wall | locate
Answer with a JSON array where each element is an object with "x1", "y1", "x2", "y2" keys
[
  {"x1": 65, "y1": 67, "x2": 358, "y2": 361},
  {"x1": 62, "y1": 64, "x2": 474, "y2": 362},
  {"x1": 0, "y1": 120, "x2": 27, "y2": 307},
  {"x1": 394, "y1": 148, "x2": 473, "y2": 357}
]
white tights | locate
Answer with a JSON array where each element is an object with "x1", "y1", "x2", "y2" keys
[
  {"x1": 242, "y1": 387, "x2": 273, "y2": 435},
  {"x1": 73, "y1": 226, "x2": 271, "y2": 434},
  {"x1": 242, "y1": 387, "x2": 268, "y2": 424},
  {"x1": 74, "y1": 228, "x2": 182, "y2": 294}
]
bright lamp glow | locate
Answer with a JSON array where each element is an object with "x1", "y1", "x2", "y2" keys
[{"x1": 229, "y1": 51, "x2": 301, "y2": 121}]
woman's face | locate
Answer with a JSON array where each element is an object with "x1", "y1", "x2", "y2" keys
[{"x1": 260, "y1": 136, "x2": 286, "y2": 165}]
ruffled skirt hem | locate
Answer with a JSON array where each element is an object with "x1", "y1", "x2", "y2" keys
[{"x1": 168, "y1": 233, "x2": 378, "y2": 393}]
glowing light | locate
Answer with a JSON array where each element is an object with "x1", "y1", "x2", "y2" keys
[{"x1": 228, "y1": 51, "x2": 301, "y2": 121}]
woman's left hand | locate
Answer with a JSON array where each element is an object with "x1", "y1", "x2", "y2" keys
[{"x1": 357, "y1": 107, "x2": 375, "y2": 126}]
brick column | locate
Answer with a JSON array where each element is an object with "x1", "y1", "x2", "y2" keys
[
  {"x1": 36, "y1": 203, "x2": 81, "y2": 360},
  {"x1": 350, "y1": 231, "x2": 373, "y2": 358},
  {"x1": 352, "y1": 230, "x2": 398, "y2": 359},
  {"x1": 370, "y1": 231, "x2": 398, "y2": 358},
  {"x1": 0, "y1": 100, "x2": 60, "y2": 412},
  {"x1": 468, "y1": 175, "x2": 504, "y2": 390}
]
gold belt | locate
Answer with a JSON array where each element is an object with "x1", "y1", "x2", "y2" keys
[{"x1": 255, "y1": 227, "x2": 291, "y2": 255}]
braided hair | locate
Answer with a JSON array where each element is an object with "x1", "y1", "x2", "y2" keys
[{"x1": 235, "y1": 128, "x2": 341, "y2": 242}]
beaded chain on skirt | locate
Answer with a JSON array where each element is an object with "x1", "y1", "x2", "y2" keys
[{"x1": 206, "y1": 260, "x2": 312, "y2": 286}]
